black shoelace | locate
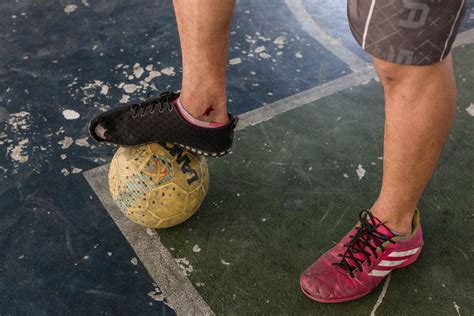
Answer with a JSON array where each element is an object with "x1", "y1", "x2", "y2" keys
[
  {"x1": 333, "y1": 211, "x2": 395, "y2": 278},
  {"x1": 131, "y1": 91, "x2": 177, "y2": 117}
]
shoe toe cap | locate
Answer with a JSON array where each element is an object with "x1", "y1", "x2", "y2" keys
[
  {"x1": 89, "y1": 107, "x2": 129, "y2": 143},
  {"x1": 300, "y1": 267, "x2": 336, "y2": 300},
  {"x1": 300, "y1": 255, "x2": 363, "y2": 302}
]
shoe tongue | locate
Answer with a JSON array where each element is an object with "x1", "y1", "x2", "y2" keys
[
  {"x1": 345, "y1": 211, "x2": 395, "y2": 267},
  {"x1": 364, "y1": 211, "x2": 395, "y2": 238}
]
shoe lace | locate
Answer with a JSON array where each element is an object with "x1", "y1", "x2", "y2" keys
[
  {"x1": 332, "y1": 211, "x2": 395, "y2": 278},
  {"x1": 131, "y1": 91, "x2": 177, "y2": 117}
]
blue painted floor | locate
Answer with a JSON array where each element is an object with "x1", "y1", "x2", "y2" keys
[{"x1": 0, "y1": 0, "x2": 472, "y2": 314}]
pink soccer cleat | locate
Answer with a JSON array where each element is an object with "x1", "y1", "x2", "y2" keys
[{"x1": 300, "y1": 209, "x2": 423, "y2": 303}]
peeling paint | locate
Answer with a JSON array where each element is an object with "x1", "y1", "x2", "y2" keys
[
  {"x1": 220, "y1": 259, "x2": 231, "y2": 266},
  {"x1": 119, "y1": 94, "x2": 130, "y2": 104},
  {"x1": 145, "y1": 71, "x2": 161, "y2": 83},
  {"x1": 229, "y1": 58, "x2": 242, "y2": 65},
  {"x1": 62, "y1": 109, "x2": 80, "y2": 120},
  {"x1": 100, "y1": 84, "x2": 109, "y2": 96},
  {"x1": 58, "y1": 136, "x2": 74, "y2": 149},
  {"x1": 75, "y1": 138, "x2": 90, "y2": 147},
  {"x1": 9, "y1": 139, "x2": 29, "y2": 163},
  {"x1": 71, "y1": 167, "x2": 82, "y2": 174},
  {"x1": 160, "y1": 67, "x2": 175, "y2": 76},
  {"x1": 466, "y1": 103, "x2": 474, "y2": 116},
  {"x1": 123, "y1": 84, "x2": 139, "y2": 94},
  {"x1": 133, "y1": 63, "x2": 144, "y2": 79},
  {"x1": 64, "y1": 4, "x2": 78, "y2": 14},
  {"x1": 356, "y1": 164, "x2": 366, "y2": 180},
  {"x1": 175, "y1": 257, "x2": 193, "y2": 276}
]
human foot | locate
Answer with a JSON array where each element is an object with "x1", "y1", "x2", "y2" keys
[
  {"x1": 89, "y1": 91, "x2": 239, "y2": 157},
  {"x1": 300, "y1": 210, "x2": 423, "y2": 303}
]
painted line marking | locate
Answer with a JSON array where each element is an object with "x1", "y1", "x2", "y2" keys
[
  {"x1": 453, "y1": 301, "x2": 461, "y2": 316},
  {"x1": 453, "y1": 28, "x2": 474, "y2": 47},
  {"x1": 83, "y1": 165, "x2": 214, "y2": 316},
  {"x1": 370, "y1": 275, "x2": 391, "y2": 316},
  {"x1": 286, "y1": 0, "x2": 369, "y2": 72},
  {"x1": 237, "y1": 68, "x2": 375, "y2": 130}
]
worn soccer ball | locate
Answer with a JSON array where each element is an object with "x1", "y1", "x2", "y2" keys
[{"x1": 108, "y1": 143, "x2": 209, "y2": 228}]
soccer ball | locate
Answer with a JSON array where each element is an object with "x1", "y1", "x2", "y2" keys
[{"x1": 108, "y1": 143, "x2": 209, "y2": 228}]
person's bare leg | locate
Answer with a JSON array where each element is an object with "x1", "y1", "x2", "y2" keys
[
  {"x1": 173, "y1": 0, "x2": 236, "y2": 124},
  {"x1": 371, "y1": 55, "x2": 457, "y2": 235},
  {"x1": 94, "y1": 1, "x2": 235, "y2": 139}
]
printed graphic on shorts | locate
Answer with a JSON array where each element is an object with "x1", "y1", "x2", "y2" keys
[{"x1": 348, "y1": 0, "x2": 468, "y2": 65}]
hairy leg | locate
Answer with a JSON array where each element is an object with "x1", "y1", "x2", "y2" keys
[
  {"x1": 173, "y1": 0, "x2": 236, "y2": 123},
  {"x1": 371, "y1": 55, "x2": 457, "y2": 234}
]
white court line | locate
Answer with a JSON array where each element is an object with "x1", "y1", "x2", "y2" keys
[
  {"x1": 370, "y1": 275, "x2": 391, "y2": 316},
  {"x1": 454, "y1": 28, "x2": 474, "y2": 47},
  {"x1": 237, "y1": 68, "x2": 375, "y2": 130},
  {"x1": 83, "y1": 25, "x2": 474, "y2": 315},
  {"x1": 84, "y1": 165, "x2": 215, "y2": 316},
  {"x1": 286, "y1": 0, "x2": 369, "y2": 72}
]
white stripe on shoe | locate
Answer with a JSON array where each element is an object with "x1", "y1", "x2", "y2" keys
[
  {"x1": 388, "y1": 247, "x2": 420, "y2": 257},
  {"x1": 378, "y1": 259, "x2": 407, "y2": 267},
  {"x1": 369, "y1": 269, "x2": 391, "y2": 277}
]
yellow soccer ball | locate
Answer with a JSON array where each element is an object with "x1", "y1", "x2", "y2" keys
[{"x1": 108, "y1": 143, "x2": 209, "y2": 228}]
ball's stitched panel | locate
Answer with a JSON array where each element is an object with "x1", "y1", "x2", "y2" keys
[{"x1": 108, "y1": 143, "x2": 209, "y2": 228}]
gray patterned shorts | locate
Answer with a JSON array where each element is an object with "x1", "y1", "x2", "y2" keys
[{"x1": 348, "y1": 0, "x2": 468, "y2": 65}]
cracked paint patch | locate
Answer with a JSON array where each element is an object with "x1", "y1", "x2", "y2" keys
[
  {"x1": 356, "y1": 164, "x2": 366, "y2": 180},
  {"x1": 62, "y1": 109, "x2": 80, "y2": 120},
  {"x1": 466, "y1": 103, "x2": 474, "y2": 116}
]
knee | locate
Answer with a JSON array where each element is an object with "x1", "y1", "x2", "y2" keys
[
  {"x1": 373, "y1": 59, "x2": 408, "y2": 90},
  {"x1": 374, "y1": 56, "x2": 449, "y2": 93}
]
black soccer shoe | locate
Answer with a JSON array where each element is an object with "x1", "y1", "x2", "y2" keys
[{"x1": 89, "y1": 91, "x2": 239, "y2": 157}]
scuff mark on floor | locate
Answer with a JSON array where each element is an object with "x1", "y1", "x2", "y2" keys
[
  {"x1": 175, "y1": 257, "x2": 194, "y2": 276},
  {"x1": 466, "y1": 103, "x2": 474, "y2": 116},
  {"x1": 356, "y1": 164, "x2": 366, "y2": 180},
  {"x1": 453, "y1": 301, "x2": 461, "y2": 316}
]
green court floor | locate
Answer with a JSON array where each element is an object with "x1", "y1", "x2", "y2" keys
[{"x1": 157, "y1": 45, "x2": 474, "y2": 315}]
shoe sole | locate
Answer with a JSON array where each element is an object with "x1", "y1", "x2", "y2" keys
[
  {"x1": 300, "y1": 249, "x2": 422, "y2": 303},
  {"x1": 300, "y1": 285, "x2": 372, "y2": 304},
  {"x1": 175, "y1": 143, "x2": 232, "y2": 158},
  {"x1": 97, "y1": 139, "x2": 232, "y2": 158}
]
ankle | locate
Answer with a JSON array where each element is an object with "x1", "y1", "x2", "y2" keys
[
  {"x1": 370, "y1": 203, "x2": 415, "y2": 235},
  {"x1": 179, "y1": 86, "x2": 228, "y2": 124}
]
